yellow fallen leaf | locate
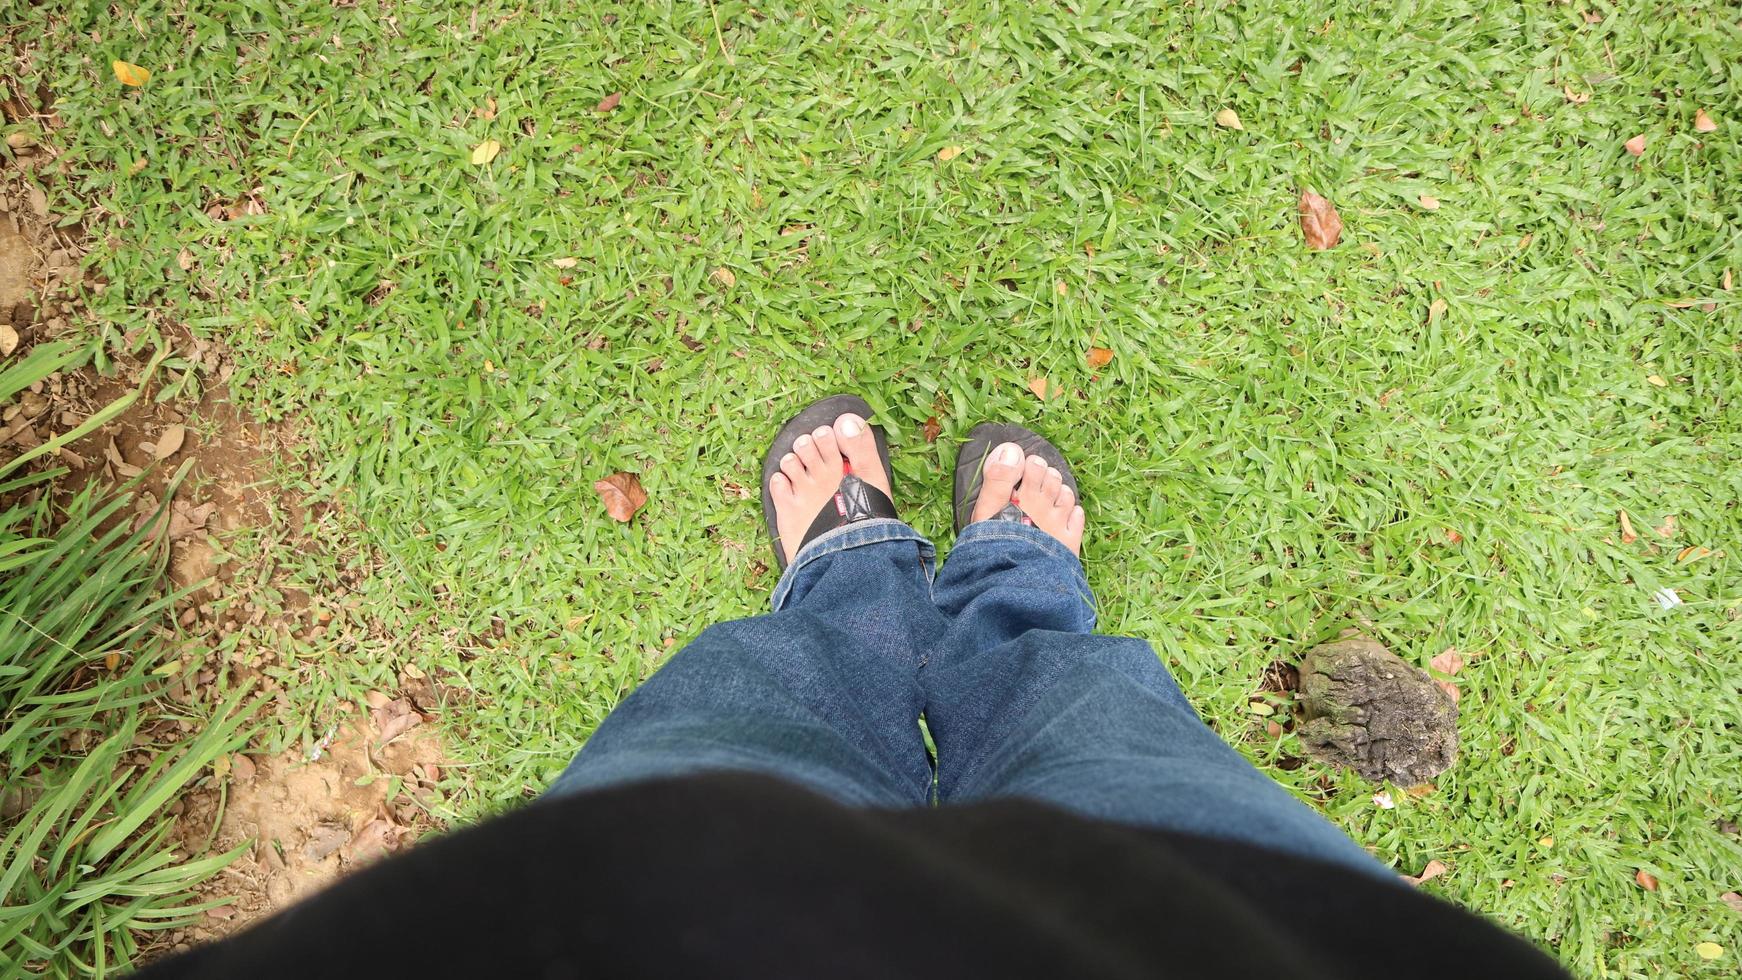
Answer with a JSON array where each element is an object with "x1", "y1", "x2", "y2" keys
[
  {"x1": 1646, "y1": 374, "x2": 1667, "y2": 387},
  {"x1": 552, "y1": 257, "x2": 579, "y2": 269},
  {"x1": 937, "y1": 145, "x2": 964, "y2": 162},
  {"x1": 1694, "y1": 942, "x2": 1723, "y2": 961},
  {"x1": 113, "y1": 60, "x2": 151, "y2": 87},
  {"x1": 1214, "y1": 107, "x2": 1243, "y2": 130},
  {"x1": 1538, "y1": 836, "x2": 1555, "y2": 848},
  {"x1": 1618, "y1": 509, "x2": 1638, "y2": 544},
  {"x1": 1418, "y1": 194, "x2": 1441, "y2": 210},
  {"x1": 1246, "y1": 700, "x2": 1273, "y2": 716},
  {"x1": 1085, "y1": 346, "x2": 1114, "y2": 369},
  {"x1": 470, "y1": 139, "x2": 502, "y2": 165},
  {"x1": 1676, "y1": 545, "x2": 1711, "y2": 564}
]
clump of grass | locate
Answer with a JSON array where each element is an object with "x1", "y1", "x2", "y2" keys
[{"x1": 0, "y1": 344, "x2": 254, "y2": 977}]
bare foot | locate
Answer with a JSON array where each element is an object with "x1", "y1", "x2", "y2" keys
[
  {"x1": 970, "y1": 442, "x2": 1085, "y2": 554},
  {"x1": 767, "y1": 414, "x2": 893, "y2": 564}
]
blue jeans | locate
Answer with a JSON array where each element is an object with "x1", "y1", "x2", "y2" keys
[{"x1": 551, "y1": 519, "x2": 1391, "y2": 879}]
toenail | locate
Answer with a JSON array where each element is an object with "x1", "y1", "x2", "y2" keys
[
  {"x1": 838, "y1": 415, "x2": 862, "y2": 438},
  {"x1": 996, "y1": 444, "x2": 1022, "y2": 465},
  {"x1": 795, "y1": 434, "x2": 812, "y2": 448}
]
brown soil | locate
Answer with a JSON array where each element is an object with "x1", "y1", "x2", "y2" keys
[
  {"x1": 3, "y1": 84, "x2": 448, "y2": 954},
  {"x1": 165, "y1": 700, "x2": 447, "y2": 948}
]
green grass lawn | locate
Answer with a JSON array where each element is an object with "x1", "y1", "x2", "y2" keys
[{"x1": 12, "y1": 0, "x2": 1741, "y2": 973}]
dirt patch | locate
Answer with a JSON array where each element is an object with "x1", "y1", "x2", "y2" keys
[
  {"x1": 4, "y1": 85, "x2": 450, "y2": 955},
  {"x1": 165, "y1": 699, "x2": 446, "y2": 948}
]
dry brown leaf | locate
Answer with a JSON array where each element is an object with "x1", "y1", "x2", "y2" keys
[
  {"x1": 1563, "y1": 86, "x2": 1591, "y2": 106},
  {"x1": 711, "y1": 267, "x2": 736, "y2": 288},
  {"x1": 1444, "y1": 527, "x2": 1463, "y2": 545},
  {"x1": 937, "y1": 145, "x2": 964, "y2": 162},
  {"x1": 1214, "y1": 107, "x2": 1243, "y2": 130},
  {"x1": 1428, "y1": 297, "x2": 1448, "y2": 323},
  {"x1": 1636, "y1": 869, "x2": 1659, "y2": 892},
  {"x1": 1654, "y1": 514, "x2": 1677, "y2": 538},
  {"x1": 112, "y1": 60, "x2": 151, "y2": 87},
  {"x1": 1430, "y1": 648, "x2": 1465, "y2": 676},
  {"x1": 1624, "y1": 134, "x2": 1646, "y2": 156},
  {"x1": 1418, "y1": 194, "x2": 1441, "y2": 211},
  {"x1": 1265, "y1": 720, "x2": 1283, "y2": 737},
  {"x1": 1027, "y1": 376, "x2": 1051, "y2": 401},
  {"x1": 552, "y1": 257, "x2": 579, "y2": 269},
  {"x1": 1054, "y1": 280, "x2": 1069, "y2": 297},
  {"x1": 342, "y1": 819, "x2": 399, "y2": 865},
  {"x1": 596, "y1": 91, "x2": 622, "y2": 113},
  {"x1": 1646, "y1": 374, "x2": 1667, "y2": 387},
  {"x1": 1693, "y1": 109, "x2": 1717, "y2": 133},
  {"x1": 1298, "y1": 190, "x2": 1342, "y2": 250},
  {"x1": 1618, "y1": 509, "x2": 1638, "y2": 544},
  {"x1": 153, "y1": 424, "x2": 186, "y2": 459},
  {"x1": 1085, "y1": 346, "x2": 1114, "y2": 369},
  {"x1": 104, "y1": 651, "x2": 120, "y2": 671},
  {"x1": 1434, "y1": 679, "x2": 1460, "y2": 704},
  {"x1": 1676, "y1": 545, "x2": 1712, "y2": 564},
  {"x1": 0, "y1": 324, "x2": 17, "y2": 357},
  {"x1": 1403, "y1": 860, "x2": 1450, "y2": 887},
  {"x1": 1583, "y1": 9, "x2": 1602, "y2": 23},
  {"x1": 1724, "y1": 268, "x2": 1733, "y2": 292},
  {"x1": 372, "y1": 697, "x2": 424, "y2": 744},
  {"x1": 231, "y1": 753, "x2": 256, "y2": 780},
  {"x1": 167, "y1": 500, "x2": 217, "y2": 541},
  {"x1": 594, "y1": 472, "x2": 649, "y2": 522},
  {"x1": 1721, "y1": 891, "x2": 1742, "y2": 913},
  {"x1": 470, "y1": 139, "x2": 502, "y2": 165},
  {"x1": 922, "y1": 416, "x2": 942, "y2": 443}
]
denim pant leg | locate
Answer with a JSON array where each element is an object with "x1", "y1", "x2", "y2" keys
[
  {"x1": 924, "y1": 521, "x2": 1394, "y2": 880},
  {"x1": 548, "y1": 519, "x2": 943, "y2": 807}
]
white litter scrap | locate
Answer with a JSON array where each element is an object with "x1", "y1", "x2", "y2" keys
[
  {"x1": 1371, "y1": 791, "x2": 1396, "y2": 810},
  {"x1": 1652, "y1": 587, "x2": 1683, "y2": 610}
]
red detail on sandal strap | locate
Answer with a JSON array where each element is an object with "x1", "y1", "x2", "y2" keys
[
  {"x1": 842, "y1": 458, "x2": 854, "y2": 476},
  {"x1": 1021, "y1": 516, "x2": 1035, "y2": 527},
  {"x1": 834, "y1": 492, "x2": 847, "y2": 516}
]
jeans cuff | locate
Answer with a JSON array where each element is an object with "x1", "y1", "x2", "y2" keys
[
  {"x1": 951, "y1": 519, "x2": 1093, "y2": 594},
  {"x1": 772, "y1": 518, "x2": 936, "y2": 611}
]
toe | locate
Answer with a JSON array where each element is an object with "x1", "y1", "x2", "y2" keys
[
  {"x1": 833, "y1": 413, "x2": 889, "y2": 491},
  {"x1": 1016, "y1": 455, "x2": 1049, "y2": 502},
  {"x1": 1056, "y1": 485, "x2": 1076, "y2": 511},
  {"x1": 972, "y1": 442, "x2": 1025, "y2": 520},
  {"x1": 769, "y1": 472, "x2": 795, "y2": 503},
  {"x1": 793, "y1": 433, "x2": 822, "y2": 469},
  {"x1": 1040, "y1": 466, "x2": 1064, "y2": 503},
  {"x1": 1067, "y1": 505, "x2": 1086, "y2": 535},
  {"x1": 812, "y1": 426, "x2": 841, "y2": 469},
  {"x1": 779, "y1": 452, "x2": 806, "y2": 483}
]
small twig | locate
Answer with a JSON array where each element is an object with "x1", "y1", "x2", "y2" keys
[
  {"x1": 286, "y1": 98, "x2": 331, "y2": 159},
  {"x1": 707, "y1": 0, "x2": 735, "y2": 65}
]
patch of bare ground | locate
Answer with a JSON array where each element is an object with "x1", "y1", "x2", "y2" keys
[{"x1": 3, "y1": 80, "x2": 451, "y2": 956}]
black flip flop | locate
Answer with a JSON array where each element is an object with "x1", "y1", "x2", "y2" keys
[
  {"x1": 953, "y1": 422, "x2": 1077, "y2": 534},
  {"x1": 761, "y1": 395, "x2": 897, "y2": 572}
]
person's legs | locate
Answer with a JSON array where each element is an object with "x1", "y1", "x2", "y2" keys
[
  {"x1": 551, "y1": 519, "x2": 943, "y2": 806},
  {"x1": 925, "y1": 448, "x2": 1394, "y2": 880},
  {"x1": 551, "y1": 409, "x2": 943, "y2": 807}
]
